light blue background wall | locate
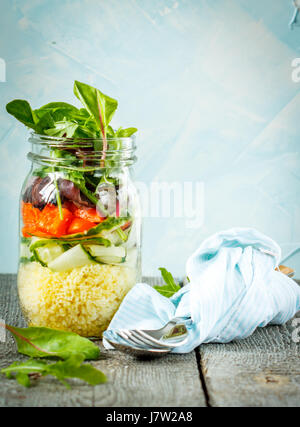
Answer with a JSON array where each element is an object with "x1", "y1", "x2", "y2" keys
[{"x1": 0, "y1": 0, "x2": 300, "y2": 276}]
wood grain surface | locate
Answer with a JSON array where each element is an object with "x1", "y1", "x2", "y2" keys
[
  {"x1": 0, "y1": 274, "x2": 205, "y2": 407},
  {"x1": 0, "y1": 274, "x2": 299, "y2": 407}
]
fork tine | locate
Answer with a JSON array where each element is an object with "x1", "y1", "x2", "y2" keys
[
  {"x1": 134, "y1": 329, "x2": 188, "y2": 348},
  {"x1": 130, "y1": 330, "x2": 171, "y2": 349},
  {"x1": 134, "y1": 330, "x2": 176, "y2": 348},
  {"x1": 115, "y1": 330, "x2": 149, "y2": 349},
  {"x1": 105, "y1": 336, "x2": 171, "y2": 356},
  {"x1": 122, "y1": 330, "x2": 154, "y2": 348},
  {"x1": 122, "y1": 329, "x2": 168, "y2": 350}
]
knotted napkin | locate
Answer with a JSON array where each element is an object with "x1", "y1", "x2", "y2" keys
[{"x1": 103, "y1": 228, "x2": 300, "y2": 353}]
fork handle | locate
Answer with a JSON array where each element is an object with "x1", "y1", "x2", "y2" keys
[{"x1": 171, "y1": 316, "x2": 192, "y2": 325}]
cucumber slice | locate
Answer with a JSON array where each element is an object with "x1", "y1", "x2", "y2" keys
[
  {"x1": 101, "y1": 230, "x2": 123, "y2": 246},
  {"x1": 30, "y1": 237, "x2": 62, "y2": 251},
  {"x1": 101, "y1": 223, "x2": 131, "y2": 246},
  {"x1": 95, "y1": 257, "x2": 125, "y2": 265},
  {"x1": 20, "y1": 242, "x2": 32, "y2": 259},
  {"x1": 30, "y1": 236, "x2": 69, "y2": 253},
  {"x1": 115, "y1": 228, "x2": 128, "y2": 242},
  {"x1": 86, "y1": 245, "x2": 126, "y2": 264},
  {"x1": 123, "y1": 221, "x2": 137, "y2": 249},
  {"x1": 30, "y1": 236, "x2": 110, "y2": 249},
  {"x1": 122, "y1": 248, "x2": 137, "y2": 268},
  {"x1": 48, "y1": 244, "x2": 96, "y2": 272},
  {"x1": 33, "y1": 244, "x2": 65, "y2": 267},
  {"x1": 19, "y1": 256, "x2": 35, "y2": 264},
  {"x1": 59, "y1": 217, "x2": 130, "y2": 240},
  {"x1": 21, "y1": 237, "x2": 31, "y2": 245},
  {"x1": 67, "y1": 237, "x2": 111, "y2": 247},
  {"x1": 29, "y1": 236, "x2": 42, "y2": 248},
  {"x1": 30, "y1": 237, "x2": 53, "y2": 251}
]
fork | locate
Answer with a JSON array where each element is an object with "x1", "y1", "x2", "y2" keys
[{"x1": 104, "y1": 316, "x2": 191, "y2": 357}]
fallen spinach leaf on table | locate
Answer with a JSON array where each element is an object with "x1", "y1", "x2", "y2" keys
[
  {"x1": 154, "y1": 267, "x2": 181, "y2": 298},
  {"x1": 4, "y1": 324, "x2": 100, "y2": 360},
  {"x1": 2, "y1": 355, "x2": 107, "y2": 389},
  {"x1": 2, "y1": 359, "x2": 50, "y2": 387},
  {"x1": 0, "y1": 324, "x2": 106, "y2": 388},
  {"x1": 15, "y1": 372, "x2": 31, "y2": 388},
  {"x1": 47, "y1": 355, "x2": 107, "y2": 388}
]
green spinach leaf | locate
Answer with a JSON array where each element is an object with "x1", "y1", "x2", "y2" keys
[
  {"x1": 2, "y1": 356, "x2": 106, "y2": 388},
  {"x1": 33, "y1": 109, "x2": 55, "y2": 134},
  {"x1": 16, "y1": 372, "x2": 31, "y2": 387},
  {"x1": 4, "y1": 324, "x2": 100, "y2": 360},
  {"x1": 45, "y1": 121, "x2": 79, "y2": 138},
  {"x1": 47, "y1": 355, "x2": 107, "y2": 387},
  {"x1": 73, "y1": 80, "x2": 118, "y2": 138},
  {"x1": 6, "y1": 100, "x2": 36, "y2": 130},
  {"x1": 6, "y1": 82, "x2": 137, "y2": 143},
  {"x1": 116, "y1": 127, "x2": 138, "y2": 137},
  {"x1": 38, "y1": 102, "x2": 80, "y2": 113},
  {"x1": 64, "y1": 169, "x2": 102, "y2": 207}
]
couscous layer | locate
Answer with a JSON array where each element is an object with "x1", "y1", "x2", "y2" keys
[{"x1": 18, "y1": 261, "x2": 136, "y2": 337}]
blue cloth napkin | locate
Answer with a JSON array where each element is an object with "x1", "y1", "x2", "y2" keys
[{"x1": 103, "y1": 228, "x2": 300, "y2": 353}]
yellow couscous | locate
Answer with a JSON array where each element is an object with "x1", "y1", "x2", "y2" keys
[{"x1": 18, "y1": 261, "x2": 136, "y2": 337}]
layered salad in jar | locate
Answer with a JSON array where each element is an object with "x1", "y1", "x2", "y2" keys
[{"x1": 7, "y1": 81, "x2": 141, "y2": 337}]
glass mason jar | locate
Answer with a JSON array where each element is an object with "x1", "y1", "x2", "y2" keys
[{"x1": 18, "y1": 133, "x2": 141, "y2": 337}]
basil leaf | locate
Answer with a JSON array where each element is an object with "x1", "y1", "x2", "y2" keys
[
  {"x1": 6, "y1": 99, "x2": 36, "y2": 130},
  {"x1": 73, "y1": 80, "x2": 118, "y2": 137},
  {"x1": 5, "y1": 325, "x2": 100, "y2": 360},
  {"x1": 154, "y1": 268, "x2": 181, "y2": 298}
]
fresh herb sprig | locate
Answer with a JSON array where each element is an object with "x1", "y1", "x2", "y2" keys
[{"x1": 154, "y1": 268, "x2": 181, "y2": 298}]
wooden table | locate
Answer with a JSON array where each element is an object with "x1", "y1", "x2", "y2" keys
[{"x1": 0, "y1": 274, "x2": 299, "y2": 407}]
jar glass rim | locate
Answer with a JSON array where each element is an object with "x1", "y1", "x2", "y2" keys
[{"x1": 28, "y1": 132, "x2": 137, "y2": 168}]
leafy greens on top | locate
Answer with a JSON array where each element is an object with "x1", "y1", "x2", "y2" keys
[
  {"x1": 6, "y1": 81, "x2": 137, "y2": 141},
  {"x1": 7, "y1": 81, "x2": 137, "y2": 221}
]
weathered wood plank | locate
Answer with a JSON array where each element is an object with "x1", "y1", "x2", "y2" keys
[
  {"x1": 199, "y1": 283, "x2": 300, "y2": 407},
  {"x1": 0, "y1": 274, "x2": 205, "y2": 407}
]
